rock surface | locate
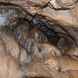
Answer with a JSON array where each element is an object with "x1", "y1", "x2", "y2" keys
[{"x1": 0, "y1": 0, "x2": 78, "y2": 78}]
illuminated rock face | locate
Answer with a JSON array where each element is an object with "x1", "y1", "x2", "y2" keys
[{"x1": 27, "y1": 0, "x2": 78, "y2": 27}]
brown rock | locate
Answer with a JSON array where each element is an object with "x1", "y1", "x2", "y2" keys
[{"x1": 31, "y1": 0, "x2": 50, "y2": 7}]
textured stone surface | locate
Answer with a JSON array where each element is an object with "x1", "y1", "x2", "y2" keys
[{"x1": 0, "y1": 0, "x2": 78, "y2": 78}]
